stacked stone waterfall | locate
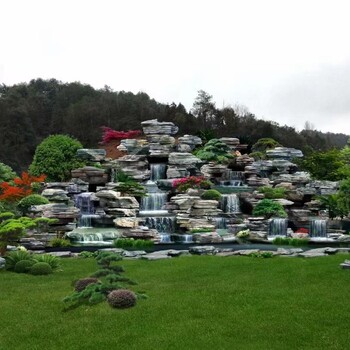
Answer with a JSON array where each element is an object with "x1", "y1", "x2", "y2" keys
[{"x1": 28, "y1": 117, "x2": 348, "y2": 248}]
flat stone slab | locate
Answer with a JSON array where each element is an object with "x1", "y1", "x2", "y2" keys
[
  {"x1": 47, "y1": 251, "x2": 72, "y2": 258},
  {"x1": 142, "y1": 254, "x2": 172, "y2": 260},
  {"x1": 189, "y1": 246, "x2": 217, "y2": 255}
]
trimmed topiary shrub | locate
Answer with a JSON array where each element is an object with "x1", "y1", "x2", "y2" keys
[
  {"x1": 17, "y1": 194, "x2": 49, "y2": 214},
  {"x1": 30, "y1": 262, "x2": 53, "y2": 275},
  {"x1": 50, "y1": 238, "x2": 70, "y2": 248},
  {"x1": 201, "y1": 189, "x2": 222, "y2": 200},
  {"x1": 253, "y1": 199, "x2": 287, "y2": 219},
  {"x1": 5, "y1": 250, "x2": 32, "y2": 270},
  {"x1": 74, "y1": 277, "x2": 100, "y2": 292},
  {"x1": 29, "y1": 134, "x2": 85, "y2": 181},
  {"x1": 107, "y1": 289, "x2": 137, "y2": 309},
  {"x1": 33, "y1": 254, "x2": 61, "y2": 270},
  {"x1": 14, "y1": 259, "x2": 35, "y2": 273}
]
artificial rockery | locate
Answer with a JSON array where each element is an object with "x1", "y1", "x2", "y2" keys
[{"x1": 21, "y1": 119, "x2": 350, "y2": 249}]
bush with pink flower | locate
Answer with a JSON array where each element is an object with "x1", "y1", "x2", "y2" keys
[{"x1": 172, "y1": 176, "x2": 212, "y2": 193}]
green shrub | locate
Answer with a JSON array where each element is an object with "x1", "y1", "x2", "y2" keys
[
  {"x1": 194, "y1": 139, "x2": 233, "y2": 163},
  {"x1": 5, "y1": 250, "x2": 32, "y2": 270},
  {"x1": 0, "y1": 162, "x2": 16, "y2": 182},
  {"x1": 74, "y1": 277, "x2": 101, "y2": 292},
  {"x1": 30, "y1": 262, "x2": 53, "y2": 275},
  {"x1": 29, "y1": 134, "x2": 85, "y2": 181},
  {"x1": 249, "y1": 151, "x2": 265, "y2": 160},
  {"x1": 78, "y1": 251, "x2": 96, "y2": 258},
  {"x1": 258, "y1": 187, "x2": 286, "y2": 199},
  {"x1": 14, "y1": 259, "x2": 36, "y2": 273},
  {"x1": 50, "y1": 238, "x2": 70, "y2": 247},
  {"x1": 201, "y1": 189, "x2": 222, "y2": 201},
  {"x1": 236, "y1": 229, "x2": 250, "y2": 238},
  {"x1": 272, "y1": 237, "x2": 309, "y2": 246},
  {"x1": 0, "y1": 212, "x2": 15, "y2": 221},
  {"x1": 107, "y1": 289, "x2": 137, "y2": 309},
  {"x1": 17, "y1": 195, "x2": 49, "y2": 214},
  {"x1": 252, "y1": 138, "x2": 281, "y2": 153},
  {"x1": 253, "y1": 199, "x2": 287, "y2": 218},
  {"x1": 113, "y1": 238, "x2": 154, "y2": 249},
  {"x1": 190, "y1": 228, "x2": 214, "y2": 233},
  {"x1": 32, "y1": 254, "x2": 61, "y2": 270}
]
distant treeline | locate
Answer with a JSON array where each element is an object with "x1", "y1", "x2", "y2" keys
[{"x1": 0, "y1": 79, "x2": 348, "y2": 172}]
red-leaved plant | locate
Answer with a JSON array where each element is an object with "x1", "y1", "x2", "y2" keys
[
  {"x1": 100, "y1": 127, "x2": 142, "y2": 144},
  {"x1": 172, "y1": 176, "x2": 212, "y2": 193},
  {"x1": 295, "y1": 228, "x2": 309, "y2": 234},
  {"x1": 0, "y1": 172, "x2": 46, "y2": 202}
]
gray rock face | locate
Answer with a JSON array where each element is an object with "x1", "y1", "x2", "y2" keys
[
  {"x1": 76, "y1": 149, "x2": 106, "y2": 162},
  {"x1": 168, "y1": 152, "x2": 202, "y2": 165},
  {"x1": 141, "y1": 119, "x2": 179, "y2": 135},
  {"x1": 193, "y1": 232, "x2": 223, "y2": 244},
  {"x1": 121, "y1": 228, "x2": 159, "y2": 239},
  {"x1": 115, "y1": 155, "x2": 150, "y2": 181},
  {"x1": 41, "y1": 189, "x2": 70, "y2": 203},
  {"x1": 30, "y1": 203, "x2": 80, "y2": 221},
  {"x1": 177, "y1": 135, "x2": 202, "y2": 151},
  {"x1": 219, "y1": 137, "x2": 240, "y2": 150},
  {"x1": 71, "y1": 166, "x2": 108, "y2": 185},
  {"x1": 117, "y1": 139, "x2": 148, "y2": 154},
  {"x1": 189, "y1": 246, "x2": 217, "y2": 255},
  {"x1": 274, "y1": 172, "x2": 311, "y2": 185},
  {"x1": 200, "y1": 163, "x2": 228, "y2": 179},
  {"x1": 266, "y1": 147, "x2": 303, "y2": 160},
  {"x1": 0, "y1": 257, "x2": 6, "y2": 269}
]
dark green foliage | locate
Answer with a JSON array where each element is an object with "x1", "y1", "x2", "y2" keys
[
  {"x1": 30, "y1": 262, "x2": 53, "y2": 275},
  {"x1": 78, "y1": 251, "x2": 96, "y2": 258},
  {"x1": 0, "y1": 212, "x2": 15, "y2": 221},
  {"x1": 113, "y1": 238, "x2": 154, "y2": 249},
  {"x1": 253, "y1": 199, "x2": 287, "y2": 218},
  {"x1": 190, "y1": 228, "x2": 214, "y2": 233},
  {"x1": 74, "y1": 277, "x2": 101, "y2": 292},
  {"x1": 272, "y1": 237, "x2": 309, "y2": 246},
  {"x1": 249, "y1": 151, "x2": 265, "y2": 160},
  {"x1": 5, "y1": 250, "x2": 32, "y2": 270},
  {"x1": 49, "y1": 238, "x2": 70, "y2": 247},
  {"x1": 194, "y1": 139, "x2": 233, "y2": 163},
  {"x1": 201, "y1": 189, "x2": 222, "y2": 200},
  {"x1": 114, "y1": 171, "x2": 147, "y2": 197},
  {"x1": 297, "y1": 148, "x2": 350, "y2": 181},
  {"x1": 63, "y1": 251, "x2": 145, "y2": 310},
  {"x1": 29, "y1": 134, "x2": 85, "y2": 181},
  {"x1": 107, "y1": 289, "x2": 137, "y2": 309},
  {"x1": 14, "y1": 259, "x2": 35, "y2": 273},
  {"x1": 258, "y1": 187, "x2": 286, "y2": 199},
  {"x1": 17, "y1": 194, "x2": 49, "y2": 214},
  {"x1": 252, "y1": 138, "x2": 281, "y2": 153},
  {"x1": 0, "y1": 162, "x2": 16, "y2": 182},
  {"x1": 248, "y1": 251, "x2": 274, "y2": 258},
  {"x1": 33, "y1": 254, "x2": 61, "y2": 270}
]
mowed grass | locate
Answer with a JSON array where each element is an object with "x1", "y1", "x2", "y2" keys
[{"x1": 1, "y1": 255, "x2": 350, "y2": 350}]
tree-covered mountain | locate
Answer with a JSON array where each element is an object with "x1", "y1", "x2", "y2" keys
[{"x1": 0, "y1": 79, "x2": 348, "y2": 172}]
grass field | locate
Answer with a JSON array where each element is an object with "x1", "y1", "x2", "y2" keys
[{"x1": 1, "y1": 254, "x2": 350, "y2": 350}]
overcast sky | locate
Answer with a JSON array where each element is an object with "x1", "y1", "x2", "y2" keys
[{"x1": 1, "y1": 0, "x2": 350, "y2": 134}]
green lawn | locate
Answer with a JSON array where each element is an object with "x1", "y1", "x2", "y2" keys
[{"x1": 1, "y1": 254, "x2": 350, "y2": 350}]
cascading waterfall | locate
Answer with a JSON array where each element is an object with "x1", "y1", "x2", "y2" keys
[
  {"x1": 268, "y1": 218, "x2": 288, "y2": 236},
  {"x1": 75, "y1": 192, "x2": 99, "y2": 228},
  {"x1": 212, "y1": 217, "x2": 227, "y2": 229},
  {"x1": 220, "y1": 194, "x2": 241, "y2": 213},
  {"x1": 145, "y1": 217, "x2": 175, "y2": 233},
  {"x1": 309, "y1": 219, "x2": 327, "y2": 238},
  {"x1": 141, "y1": 192, "x2": 167, "y2": 212},
  {"x1": 178, "y1": 234, "x2": 193, "y2": 243},
  {"x1": 150, "y1": 163, "x2": 167, "y2": 181},
  {"x1": 219, "y1": 170, "x2": 245, "y2": 187}
]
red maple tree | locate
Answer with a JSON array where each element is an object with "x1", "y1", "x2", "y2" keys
[{"x1": 0, "y1": 172, "x2": 46, "y2": 202}]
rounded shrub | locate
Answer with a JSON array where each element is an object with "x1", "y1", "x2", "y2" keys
[
  {"x1": 29, "y1": 134, "x2": 85, "y2": 181},
  {"x1": 14, "y1": 259, "x2": 35, "y2": 273},
  {"x1": 107, "y1": 289, "x2": 137, "y2": 309},
  {"x1": 30, "y1": 262, "x2": 53, "y2": 275},
  {"x1": 74, "y1": 277, "x2": 100, "y2": 292},
  {"x1": 201, "y1": 189, "x2": 222, "y2": 201},
  {"x1": 18, "y1": 194, "x2": 49, "y2": 214}
]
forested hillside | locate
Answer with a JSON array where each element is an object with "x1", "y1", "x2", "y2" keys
[{"x1": 0, "y1": 79, "x2": 348, "y2": 172}]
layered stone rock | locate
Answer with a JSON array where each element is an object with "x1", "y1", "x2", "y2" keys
[
  {"x1": 71, "y1": 166, "x2": 108, "y2": 185},
  {"x1": 219, "y1": 137, "x2": 240, "y2": 150},
  {"x1": 117, "y1": 138, "x2": 148, "y2": 154},
  {"x1": 76, "y1": 149, "x2": 106, "y2": 162},
  {"x1": 167, "y1": 152, "x2": 202, "y2": 179},
  {"x1": 115, "y1": 155, "x2": 150, "y2": 181},
  {"x1": 177, "y1": 135, "x2": 202, "y2": 152},
  {"x1": 266, "y1": 147, "x2": 303, "y2": 160},
  {"x1": 41, "y1": 189, "x2": 70, "y2": 203},
  {"x1": 141, "y1": 119, "x2": 179, "y2": 135},
  {"x1": 200, "y1": 163, "x2": 228, "y2": 179},
  {"x1": 121, "y1": 227, "x2": 159, "y2": 240}
]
